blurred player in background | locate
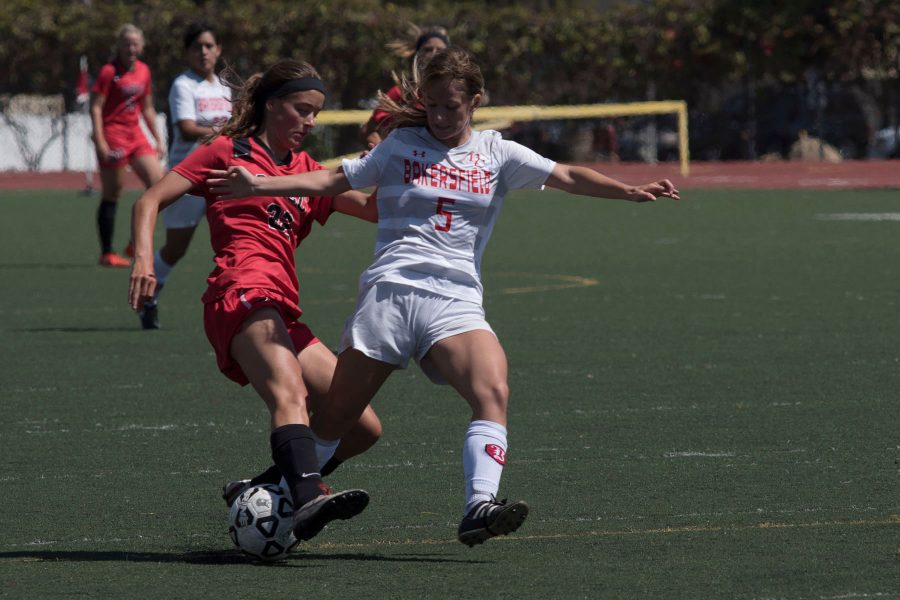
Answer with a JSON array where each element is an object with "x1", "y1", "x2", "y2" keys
[
  {"x1": 128, "y1": 59, "x2": 381, "y2": 541},
  {"x1": 138, "y1": 22, "x2": 231, "y2": 330},
  {"x1": 90, "y1": 24, "x2": 165, "y2": 267},
  {"x1": 207, "y1": 47, "x2": 679, "y2": 547},
  {"x1": 359, "y1": 24, "x2": 450, "y2": 148}
]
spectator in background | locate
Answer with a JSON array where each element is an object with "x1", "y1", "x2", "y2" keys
[
  {"x1": 359, "y1": 24, "x2": 450, "y2": 148},
  {"x1": 90, "y1": 24, "x2": 165, "y2": 267},
  {"x1": 137, "y1": 22, "x2": 231, "y2": 330}
]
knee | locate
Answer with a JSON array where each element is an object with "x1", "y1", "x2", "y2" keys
[
  {"x1": 311, "y1": 402, "x2": 361, "y2": 441},
  {"x1": 102, "y1": 183, "x2": 123, "y2": 199},
  {"x1": 359, "y1": 412, "x2": 383, "y2": 447},
  {"x1": 269, "y1": 382, "x2": 311, "y2": 422},
  {"x1": 160, "y1": 245, "x2": 186, "y2": 265},
  {"x1": 474, "y1": 379, "x2": 509, "y2": 415}
]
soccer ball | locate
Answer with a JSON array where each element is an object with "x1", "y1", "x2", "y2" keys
[{"x1": 228, "y1": 483, "x2": 298, "y2": 561}]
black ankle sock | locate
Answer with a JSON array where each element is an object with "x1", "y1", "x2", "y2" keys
[
  {"x1": 249, "y1": 464, "x2": 282, "y2": 486},
  {"x1": 320, "y1": 456, "x2": 344, "y2": 477},
  {"x1": 270, "y1": 424, "x2": 326, "y2": 507},
  {"x1": 97, "y1": 199, "x2": 117, "y2": 254}
]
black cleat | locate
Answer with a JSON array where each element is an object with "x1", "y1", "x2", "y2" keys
[
  {"x1": 140, "y1": 302, "x2": 160, "y2": 330},
  {"x1": 457, "y1": 499, "x2": 529, "y2": 547},
  {"x1": 292, "y1": 489, "x2": 369, "y2": 541},
  {"x1": 222, "y1": 479, "x2": 251, "y2": 507}
]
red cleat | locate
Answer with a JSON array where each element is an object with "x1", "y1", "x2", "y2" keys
[
  {"x1": 99, "y1": 252, "x2": 130, "y2": 267},
  {"x1": 124, "y1": 241, "x2": 135, "y2": 257}
]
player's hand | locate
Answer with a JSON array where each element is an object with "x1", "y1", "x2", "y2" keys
[
  {"x1": 625, "y1": 179, "x2": 680, "y2": 203},
  {"x1": 96, "y1": 144, "x2": 110, "y2": 163},
  {"x1": 128, "y1": 261, "x2": 157, "y2": 311},
  {"x1": 207, "y1": 166, "x2": 255, "y2": 199}
]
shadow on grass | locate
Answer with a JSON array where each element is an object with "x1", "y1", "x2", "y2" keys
[{"x1": 0, "y1": 549, "x2": 487, "y2": 566}]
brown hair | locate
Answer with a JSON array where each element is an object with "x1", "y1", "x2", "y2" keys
[
  {"x1": 386, "y1": 24, "x2": 450, "y2": 61},
  {"x1": 213, "y1": 58, "x2": 321, "y2": 141},
  {"x1": 376, "y1": 47, "x2": 484, "y2": 131}
]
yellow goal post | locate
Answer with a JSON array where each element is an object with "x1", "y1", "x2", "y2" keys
[{"x1": 316, "y1": 100, "x2": 690, "y2": 175}]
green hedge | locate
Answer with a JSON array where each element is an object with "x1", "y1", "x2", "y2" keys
[{"x1": 2, "y1": 0, "x2": 898, "y2": 113}]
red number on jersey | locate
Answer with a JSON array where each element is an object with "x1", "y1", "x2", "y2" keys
[{"x1": 435, "y1": 197, "x2": 455, "y2": 232}]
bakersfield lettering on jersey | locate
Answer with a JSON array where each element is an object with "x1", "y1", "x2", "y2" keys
[
  {"x1": 403, "y1": 158, "x2": 491, "y2": 195},
  {"x1": 197, "y1": 97, "x2": 232, "y2": 112}
]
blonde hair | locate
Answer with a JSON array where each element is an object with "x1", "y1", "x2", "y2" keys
[
  {"x1": 376, "y1": 47, "x2": 484, "y2": 131},
  {"x1": 214, "y1": 59, "x2": 321, "y2": 141},
  {"x1": 116, "y1": 23, "x2": 144, "y2": 44},
  {"x1": 110, "y1": 23, "x2": 144, "y2": 63}
]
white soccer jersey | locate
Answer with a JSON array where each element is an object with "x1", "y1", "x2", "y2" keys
[
  {"x1": 167, "y1": 70, "x2": 231, "y2": 168},
  {"x1": 342, "y1": 127, "x2": 556, "y2": 304}
]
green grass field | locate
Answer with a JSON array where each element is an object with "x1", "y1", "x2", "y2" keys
[{"x1": 1, "y1": 186, "x2": 897, "y2": 598}]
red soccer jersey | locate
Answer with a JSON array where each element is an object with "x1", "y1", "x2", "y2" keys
[
  {"x1": 91, "y1": 60, "x2": 152, "y2": 132},
  {"x1": 172, "y1": 136, "x2": 335, "y2": 307},
  {"x1": 371, "y1": 85, "x2": 404, "y2": 124}
]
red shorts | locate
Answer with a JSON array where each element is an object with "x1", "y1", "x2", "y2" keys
[
  {"x1": 203, "y1": 288, "x2": 320, "y2": 386},
  {"x1": 99, "y1": 127, "x2": 155, "y2": 168}
]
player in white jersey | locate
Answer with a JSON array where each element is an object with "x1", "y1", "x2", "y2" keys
[
  {"x1": 139, "y1": 22, "x2": 231, "y2": 329},
  {"x1": 207, "y1": 47, "x2": 679, "y2": 546}
]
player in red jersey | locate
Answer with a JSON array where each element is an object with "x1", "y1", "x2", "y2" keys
[
  {"x1": 360, "y1": 24, "x2": 450, "y2": 148},
  {"x1": 127, "y1": 59, "x2": 378, "y2": 542},
  {"x1": 90, "y1": 24, "x2": 165, "y2": 267}
]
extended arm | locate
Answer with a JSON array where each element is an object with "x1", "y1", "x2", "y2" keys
[
  {"x1": 177, "y1": 119, "x2": 217, "y2": 142},
  {"x1": 207, "y1": 165, "x2": 353, "y2": 199},
  {"x1": 545, "y1": 164, "x2": 679, "y2": 203},
  {"x1": 128, "y1": 172, "x2": 194, "y2": 309},
  {"x1": 333, "y1": 190, "x2": 378, "y2": 223}
]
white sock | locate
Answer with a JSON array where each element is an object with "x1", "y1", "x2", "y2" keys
[
  {"x1": 312, "y1": 434, "x2": 340, "y2": 471},
  {"x1": 462, "y1": 419, "x2": 508, "y2": 515},
  {"x1": 152, "y1": 250, "x2": 173, "y2": 301}
]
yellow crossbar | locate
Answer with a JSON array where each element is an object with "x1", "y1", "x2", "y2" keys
[{"x1": 317, "y1": 100, "x2": 690, "y2": 175}]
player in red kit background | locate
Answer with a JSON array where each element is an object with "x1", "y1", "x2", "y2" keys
[
  {"x1": 360, "y1": 24, "x2": 450, "y2": 149},
  {"x1": 90, "y1": 24, "x2": 165, "y2": 267},
  {"x1": 128, "y1": 59, "x2": 380, "y2": 543}
]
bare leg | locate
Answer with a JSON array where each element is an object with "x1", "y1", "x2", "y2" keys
[
  {"x1": 130, "y1": 153, "x2": 164, "y2": 188},
  {"x1": 97, "y1": 167, "x2": 125, "y2": 257},
  {"x1": 424, "y1": 329, "x2": 527, "y2": 546},
  {"x1": 229, "y1": 307, "x2": 311, "y2": 428},
  {"x1": 310, "y1": 348, "x2": 395, "y2": 442},
  {"x1": 298, "y1": 342, "x2": 383, "y2": 462},
  {"x1": 425, "y1": 329, "x2": 509, "y2": 425}
]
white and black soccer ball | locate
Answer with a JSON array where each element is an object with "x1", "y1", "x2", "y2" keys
[{"x1": 228, "y1": 483, "x2": 297, "y2": 561}]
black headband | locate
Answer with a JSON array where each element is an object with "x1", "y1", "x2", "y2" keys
[
  {"x1": 415, "y1": 32, "x2": 449, "y2": 52},
  {"x1": 259, "y1": 77, "x2": 326, "y2": 101}
]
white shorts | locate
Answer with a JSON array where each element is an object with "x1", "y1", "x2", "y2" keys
[
  {"x1": 339, "y1": 281, "x2": 494, "y2": 384},
  {"x1": 162, "y1": 193, "x2": 206, "y2": 229}
]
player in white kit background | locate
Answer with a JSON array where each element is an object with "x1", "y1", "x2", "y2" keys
[
  {"x1": 207, "y1": 47, "x2": 679, "y2": 546},
  {"x1": 139, "y1": 22, "x2": 232, "y2": 329}
]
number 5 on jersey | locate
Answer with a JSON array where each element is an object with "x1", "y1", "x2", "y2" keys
[{"x1": 435, "y1": 197, "x2": 455, "y2": 232}]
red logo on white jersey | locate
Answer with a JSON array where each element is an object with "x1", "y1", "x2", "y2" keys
[{"x1": 485, "y1": 444, "x2": 506, "y2": 465}]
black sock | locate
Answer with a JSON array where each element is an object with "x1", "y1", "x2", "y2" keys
[
  {"x1": 270, "y1": 424, "x2": 327, "y2": 508},
  {"x1": 97, "y1": 199, "x2": 117, "y2": 254},
  {"x1": 249, "y1": 464, "x2": 282, "y2": 486},
  {"x1": 320, "y1": 457, "x2": 344, "y2": 477}
]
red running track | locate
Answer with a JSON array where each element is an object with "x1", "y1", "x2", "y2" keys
[{"x1": 0, "y1": 160, "x2": 898, "y2": 191}]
